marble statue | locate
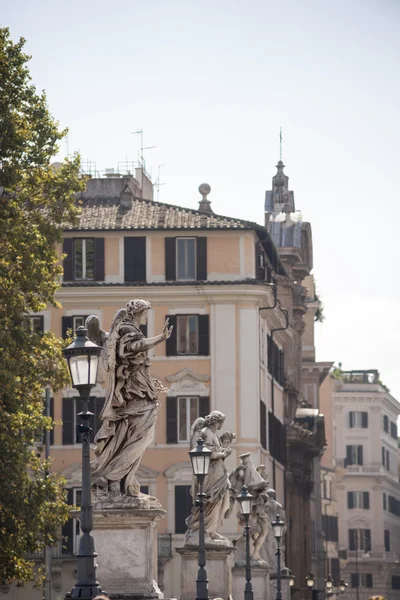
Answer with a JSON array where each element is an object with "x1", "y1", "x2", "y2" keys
[
  {"x1": 85, "y1": 299, "x2": 173, "y2": 497},
  {"x1": 229, "y1": 453, "x2": 270, "y2": 565},
  {"x1": 184, "y1": 411, "x2": 234, "y2": 546},
  {"x1": 261, "y1": 487, "x2": 287, "y2": 570}
]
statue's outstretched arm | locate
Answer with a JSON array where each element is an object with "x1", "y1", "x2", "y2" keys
[{"x1": 127, "y1": 319, "x2": 173, "y2": 353}]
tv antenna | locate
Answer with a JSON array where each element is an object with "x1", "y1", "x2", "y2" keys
[
  {"x1": 279, "y1": 127, "x2": 283, "y2": 161},
  {"x1": 131, "y1": 129, "x2": 157, "y2": 173},
  {"x1": 156, "y1": 163, "x2": 166, "y2": 202}
]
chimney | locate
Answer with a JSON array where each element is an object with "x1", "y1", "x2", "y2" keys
[
  {"x1": 198, "y1": 183, "x2": 213, "y2": 214},
  {"x1": 120, "y1": 186, "x2": 134, "y2": 209}
]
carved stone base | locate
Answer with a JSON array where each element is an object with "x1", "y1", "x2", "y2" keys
[
  {"x1": 176, "y1": 545, "x2": 236, "y2": 600},
  {"x1": 233, "y1": 564, "x2": 270, "y2": 600},
  {"x1": 92, "y1": 500, "x2": 166, "y2": 599},
  {"x1": 269, "y1": 573, "x2": 291, "y2": 600}
]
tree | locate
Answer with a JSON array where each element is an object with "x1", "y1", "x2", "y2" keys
[{"x1": 0, "y1": 28, "x2": 84, "y2": 585}]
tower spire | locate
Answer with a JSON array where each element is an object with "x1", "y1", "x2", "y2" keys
[{"x1": 279, "y1": 127, "x2": 283, "y2": 161}]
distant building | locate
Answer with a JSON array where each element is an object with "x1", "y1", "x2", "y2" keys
[{"x1": 333, "y1": 370, "x2": 400, "y2": 600}]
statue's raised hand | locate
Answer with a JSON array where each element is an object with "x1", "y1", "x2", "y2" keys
[{"x1": 162, "y1": 318, "x2": 174, "y2": 340}]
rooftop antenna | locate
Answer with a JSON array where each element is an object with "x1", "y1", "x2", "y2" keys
[
  {"x1": 156, "y1": 163, "x2": 166, "y2": 202},
  {"x1": 131, "y1": 129, "x2": 157, "y2": 174},
  {"x1": 279, "y1": 127, "x2": 283, "y2": 161}
]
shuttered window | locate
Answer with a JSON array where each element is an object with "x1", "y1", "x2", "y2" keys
[
  {"x1": 124, "y1": 237, "x2": 146, "y2": 282},
  {"x1": 166, "y1": 315, "x2": 209, "y2": 356},
  {"x1": 346, "y1": 445, "x2": 363, "y2": 466},
  {"x1": 260, "y1": 400, "x2": 267, "y2": 450},
  {"x1": 268, "y1": 411, "x2": 286, "y2": 465},
  {"x1": 348, "y1": 528, "x2": 371, "y2": 551},
  {"x1": 62, "y1": 238, "x2": 104, "y2": 282},
  {"x1": 322, "y1": 515, "x2": 338, "y2": 542},
  {"x1": 175, "y1": 485, "x2": 193, "y2": 534},
  {"x1": 62, "y1": 315, "x2": 90, "y2": 339},
  {"x1": 267, "y1": 335, "x2": 284, "y2": 386},
  {"x1": 347, "y1": 491, "x2": 369, "y2": 509},
  {"x1": 349, "y1": 411, "x2": 368, "y2": 428},
  {"x1": 166, "y1": 396, "x2": 209, "y2": 444},
  {"x1": 62, "y1": 397, "x2": 104, "y2": 445},
  {"x1": 384, "y1": 529, "x2": 390, "y2": 551},
  {"x1": 165, "y1": 237, "x2": 207, "y2": 281}
]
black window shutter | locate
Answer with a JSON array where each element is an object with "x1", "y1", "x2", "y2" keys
[
  {"x1": 384, "y1": 530, "x2": 390, "y2": 551},
  {"x1": 348, "y1": 492, "x2": 354, "y2": 509},
  {"x1": 349, "y1": 412, "x2": 354, "y2": 428},
  {"x1": 62, "y1": 398, "x2": 75, "y2": 445},
  {"x1": 256, "y1": 245, "x2": 265, "y2": 281},
  {"x1": 94, "y1": 238, "x2": 105, "y2": 281},
  {"x1": 363, "y1": 492, "x2": 370, "y2": 509},
  {"x1": 165, "y1": 238, "x2": 176, "y2": 281},
  {"x1": 366, "y1": 574, "x2": 373, "y2": 588},
  {"x1": 62, "y1": 316, "x2": 74, "y2": 339},
  {"x1": 124, "y1": 237, "x2": 146, "y2": 282},
  {"x1": 175, "y1": 485, "x2": 193, "y2": 534},
  {"x1": 62, "y1": 489, "x2": 74, "y2": 555},
  {"x1": 357, "y1": 445, "x2": 363, "y2": 465},
  {"x1": 349, "y1": 529, "x2": 356, "y2": 551},
  {"x1": 196, "y1": 237, "x2": 207, "y2": 281},
  {"x1": 63, "y1": 239, "x2": 74, "y2": 281},
  {"x1": 166, "y1": 397, "x2": 178, "y2": 444},
  {"x1": 139, "y1": 324, "x2": 148, "y2": 337},
  {"x1": 331, "y1": 558, "x2": 340, "y2": 584},
  {"x1": 198, "y1": 315, "x2": 209, "y2": 356},
  {"x1": 199, "y1": 396, "x2": 210, "y2": 417},
  {"x1": 165, "y1": 315, "x2": 177, "y2": 356},
  {"x1": 346, "y1": 445, "x2": 352, "y2": 466},
  {"x1": 260, "y1": 401, "x2": 267, "y2": 450},
  {"x1": 362, "y1": 412, "x2": 368, "y2": 428},
  {"x1": 382, "y1": 446, "x2": 386, "y2": 465},
  {"x1": 350, "y1": 574, "x2": 358, "y2": 588},
  {"x1": 364, "y1": 529, "x2": 371, "y2": 551}
]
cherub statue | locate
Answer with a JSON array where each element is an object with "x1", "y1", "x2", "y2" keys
[
  {"x1": 85, "y1": 299, "x2": 173, "y2": 497},
  {"x1": 185, "y1": 411, "x2": 233, "y2": 546}
]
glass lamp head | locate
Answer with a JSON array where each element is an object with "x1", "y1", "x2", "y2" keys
[
  {"x1": 189, "y1": 438, "x2": 212, "y2": 477},
  {"x1": 237, "y1": 485, "x2": 253, "y2": 516},
  {"x1": 272, "y1": 513, "x2": 285, "y2": 542},
  {"x1": 62, "y1": 326, "x2": 102, "y2": 390}
]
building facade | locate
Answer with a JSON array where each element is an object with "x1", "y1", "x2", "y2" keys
[{"x1": 333, "y1": 371, "x2": 400, "y2": 600}]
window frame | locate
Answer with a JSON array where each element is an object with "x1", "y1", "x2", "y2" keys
[
  {"x1": 73, "y1": 488, "x2": 82, "y2": 554},
  {"x1": 176, "y1": 237, "x2": 197, "y2": 281},
  {"x1": 27, "y1": 315, "x2": 44, "y2": 335},
  {"x1": 74, "y1": 237, "x2": 95, "y2": 281},
  {"x1": 177, "y1": 314, "x2": 199, "y2": 355},
  {"x1": 177, "y1": 396, "x2": 200, "y2": 443}
]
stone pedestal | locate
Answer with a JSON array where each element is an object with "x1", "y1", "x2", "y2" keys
[
  {"x1": 269, "y1": 573, "x2": 291, "y2": 600},
  {"x1": 92, "y1": 497, "x2": 166, "y2": 600},
  {"x1": 176, "y1": 545, "x2": 236, "y2": 600},
  {"x1": 233, "y1": 564, "x2": 270, "y2": 600}
]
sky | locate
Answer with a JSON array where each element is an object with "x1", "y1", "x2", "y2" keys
[{"x1": 4, "y1": 0, "x2": 400, "y2": 401}]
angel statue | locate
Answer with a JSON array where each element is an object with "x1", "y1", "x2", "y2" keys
[
  {"x1": 184, "y1": 411, "x2": 234, "y2": 547},
  {"x1": 85, "y1": 299, "x2": 173, "y2": 497}
]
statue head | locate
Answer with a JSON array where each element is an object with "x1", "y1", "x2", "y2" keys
[
  {"x1": 126, "y1": 299, "x2": 151, "y2": 325},
  {"x1": 267, "y1": 488, "x2": 277, "y2": 501},
  {"x1": 204, "y1": 410, "x2": 226, "y2": 429}
]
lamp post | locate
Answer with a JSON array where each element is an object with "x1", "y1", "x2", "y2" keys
[
  {"x1": 272, "y1": 514, "x2": 285, "y2": 600},
  {"x1": 288, "y1": 570, "x2": 296, "y2": 589},
  {"x1": 325, "y1": 575, "x2": 334, "y2": 596},
  {"x1": 237, "y1": 486, "x2": 254, "y2": 600},
  {"x1": 189, "y1": 438, "x2": 212, "y2": 600},
  {"x1": 338, "y1": 579, "x2": 348, "y2": 594},
  {"x1": 62, "y1": 326, "x2": 106, "y2": 599}
]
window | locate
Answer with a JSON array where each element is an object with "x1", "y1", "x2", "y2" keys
[
  {"x1": 350, "y1": 574, "x2": 373, "y2": 588},
  {"x1": 27, "y1": 315, "x2": 44, "y2": 335},
  {"x1": 140, "y1": 485, "x2": 149, "y2": 495},
  {"x1": 383, "y1": 415, "x2": 389, "y2": 433},
  {"x1": 165, "y1": 237, "x2": 207, "y2": 281},
  {"x1": 62, "y1": 488, "x2": 81, "y2": 555},
  {"x1": 383, "y1": 493, "x2": 387, "y2": 511},
  {"x1": 328, "y1": 558, "x2": 340, "y2": 584},
  {"x1": 322, "y1": 515, "x2": 338, "y2": 542},
  {"x1": 178, "y1": 397, "x2": 200, "y2": 442},
  {"x1": 347, "y1": 491, "x2": 370, "y2": 509},
  {"x1": 176, "y1": 238, "x2": 196, "y2": 280},
  {"x1": 388, "y1": 495, "x2": 400, "y2": 517},
  {"x1": 62, "y1": 397, "x2": 104, "y2": 445},
  {"x1": 62, "y1": 315, "x2": 89, "y2": 338},
  {"x1": 166, "y1": 396, "x2": 210, "y2": 444},
  {"x1": 348, "y1": 529, "x2": 371, "y2": 551},
  {"x1": 346, "y1": 445, "x2": 363, "y2": 466},
  {"x1": 349, "y1": 411, "x2": 368, "y2": 428},
  {"x1": 175, "y1": 485, "x2": 193, "y2": 534},
  {"x1": 124, "y1": 237, "x2": 146, "y2": 282},
  {"x1": 166, "y1": 315, "x2": 209, "y2": 356},
  {"x1": 74, "y1": 238, "x2": 94, "y2": 280},
  {"x1": 390, "y1": 421, "x2": 398, "y2": 440},
  {"x1": 384, "y1": 529, "x2": 390, "y2": 551},
  {"x1": 383, "y1": 448, "x2": 391, "y2": 470},
  {"x1": 63, "y1": 238, "x2": 104, "y2": 282},
  {"x1": 267, "y1": 335, "x2": 285, "y2": 386},
  {"x1": 322, "y1": 478, "x2": 332, "y2": 500},
  {"x1": 260, "y1": 400, "x2": 267, "y2": 450},
  {"x1": 177, "y1": 315, "x2": 199, "y2": 355},
  {"x1": 393, "y1": 576, "x2": 400, "y2": 590},
  {"x1": 268, "y1": 412, "x2": 286, "y2": 465}
]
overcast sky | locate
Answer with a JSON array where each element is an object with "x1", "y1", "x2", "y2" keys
[{"x1": 5, "y1": 0, "x2": 400, "y2": 403}]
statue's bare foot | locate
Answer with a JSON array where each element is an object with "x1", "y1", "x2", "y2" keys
[
  {"x1": 109, "y1": 482, "x2": 122, "y2": 496},
  {"x1": 210, "y1": 532, "x2": 225, "y2": 540}
]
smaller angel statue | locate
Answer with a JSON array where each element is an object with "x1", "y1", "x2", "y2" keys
[
  {"x1": 85, "y1": 299, "x2": 173, "y2": 497},
  {"x1": 185, "y1": 411, "x2": 233, "y2": 546}
]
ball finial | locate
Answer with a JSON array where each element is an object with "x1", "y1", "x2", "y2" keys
[{"x1": 198, "y1": 183, "x2": 211, "y2": 198}]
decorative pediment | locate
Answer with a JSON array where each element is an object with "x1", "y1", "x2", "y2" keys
[
  {"x1": 166, "y1": 368, "x2": 210, "y2": 395},
  {"x1": 164, "y1": 461, "x2": 193, "y2": 482},
  {"x1": 137, "y1": 464, "x2": 159, "y2": 480},
  {"x1": 61, "y1": 463, "x2": 82, "y2": 487}
]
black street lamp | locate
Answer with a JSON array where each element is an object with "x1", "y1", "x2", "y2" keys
[
  {"x1": 189, "y1": 438, "x2": 212, "y2": 600},
  {"x1": 272, "y1": 514, "x2": 285, "y2": 600},
  {"x1": 62, "y1": 326, "x2": 106, "y2": 599},
  {"x1": 237, "y1": 486, "x2": 254, "y2": 600},
  {"x1": 288, "y1": 570, "x2": 296, "y2": 588},
  {"x1": 339, "y1": 579, "x2": 348, "y2": 594},
  {"x1": 325, "y1": 575, "x2": 334, "y2": 595}
]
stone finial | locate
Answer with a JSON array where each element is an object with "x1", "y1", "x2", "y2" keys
[{"x1": 198, "y1": 183, "x2": 213, "y2": 214}]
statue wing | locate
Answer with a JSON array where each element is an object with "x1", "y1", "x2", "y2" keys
[
  {"x1": 105, "y1": 308, "x2": 127, "y2": 375},
  {"x1": 85, "y1": 314, "x2": 107, "y2": 346},
  {"x1": 189, "y1": 417, "x2": 206, "y2": 450}
]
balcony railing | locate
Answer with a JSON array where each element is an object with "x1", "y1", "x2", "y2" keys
[{"x1": 158, "y1": 533, "x2": 173, "y2": 560}]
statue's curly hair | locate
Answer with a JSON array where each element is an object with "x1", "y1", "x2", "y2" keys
[
  {"x1": 204, "y1": 410, "x2": 226, "y2": 426},
  {"x1": 126, "y1": 299, "x2": 151, "y2": 315}
]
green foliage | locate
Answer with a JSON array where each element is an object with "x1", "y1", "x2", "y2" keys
[
  {"x1": 0, "y1": 27, "x2": 84, "y2": 585},
  {"x1": 313, "y1": 281, "x2": 325, "y2": 323}
]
